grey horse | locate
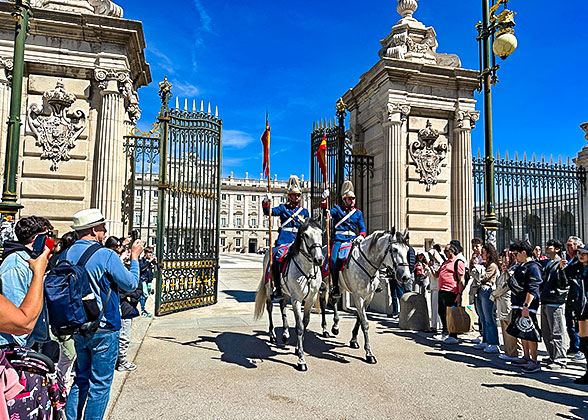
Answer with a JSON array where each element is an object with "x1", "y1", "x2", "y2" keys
[
  {"x1": 319, "y1": 228, "x2": 411, "y2": 363},
  {"x1": 254, "y1": 218, "x2": 324, "y2": 371}
]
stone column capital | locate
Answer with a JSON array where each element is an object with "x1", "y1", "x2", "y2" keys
[
  {"x1": 382, "y1": 103, "x2": 411, "y2": 126},
  {"x1": 94, "y1": 68, "x2": 130, "y2": 94},
  {"x1": 454, "y1": 108, "x2": 479, "y2": 131}
]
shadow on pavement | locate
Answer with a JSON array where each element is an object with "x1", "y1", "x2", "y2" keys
[
  {"x1": 222, "y1": 289, "x2": 257, "y2": 302},
  {"x1": 482, "y1": 383, "x2": 588, "y2": 419},
  {"x1": 152, "y1": 332, "x2": 297, "y2": 369}
]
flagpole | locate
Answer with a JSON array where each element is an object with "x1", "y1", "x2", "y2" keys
[
  {"x1": 265, "y1": 111, "x2": 273, "y2": 295},
  {"x1": 325, "y1": 139, "x2": 331, "y2": 294}
]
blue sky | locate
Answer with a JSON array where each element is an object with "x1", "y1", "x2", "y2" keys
[{"x1": 121, "y1": 0, "x2": 588, "y2": 181}]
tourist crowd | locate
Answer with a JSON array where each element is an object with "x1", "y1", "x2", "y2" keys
[
  {"x1": 387, "y1": 234, "x2": 588, "y2": 382},
  {"x1": 0, "y1": 209, "x2": 157, "y2": 419}
]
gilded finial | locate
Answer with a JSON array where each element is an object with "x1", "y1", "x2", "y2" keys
[
  {"x1": 208, "y1": 103, "x2": 211, "y2": 114},
  {"x1": 184, "y1": 98, "x2": 188, "y2": 111},
  {"x1": 175, "y1": 97, "x2": 179, "y2": 110},
  {"x1": 200, "y1": 100, "x2": 204, "y2": 112},
  {"x1": 215, "y1": 106, "x2": 218, "y2": 118},
  {"x1": 192, "y1": 100, "x2": 196, "y2": 113}
]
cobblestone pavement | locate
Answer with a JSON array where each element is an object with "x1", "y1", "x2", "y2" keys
[{"x1": 107, "y1": 253, "x2": 588, "y2": 420}]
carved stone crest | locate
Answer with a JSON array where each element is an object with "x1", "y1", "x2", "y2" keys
[
  {"x1": 28, "y1": 80, "x2": 87, "y2": 171},
  {"x1": 409, "y1": 120, "x2": 447, "y2": 190}
]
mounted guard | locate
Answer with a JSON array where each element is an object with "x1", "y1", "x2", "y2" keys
[
  {"x1": 262, "y1": 175, "x2": 310, "y2": 299},
  {"x1": 324, "y1": 180, "x2": 366, "y2": 298}
]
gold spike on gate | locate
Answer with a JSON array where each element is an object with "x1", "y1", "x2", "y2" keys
[
  {"x1": 477, "y1": 148, "x2": 481, "y2": 158},
  {"x1": 496, "y1": 150, "x2": 500, "y2": 160},
  {"x1": 184, "y1": 98, "x2": 188, "y2": 111},
  {"x1": 200, "y1": 100, "x2": 204, "y2": 112},
  {"x1": 558, "y1": 155, "x2": 562, "y2": 164},
  {"x1": 515, "y1": 151, "x2": 518, "y2": 160},
  {"x1": 505, "y1": 150, "x2": 509, "y2": 160},
  {"x1": 192, "y1": 100, "x2": 196, "y2": 113},
  {"x1": 523, "y1": 152, "x2": 527, "y2": 161},
  {"x1": 175, "y1": 97, "x2": 179, "y2": 109},
  {"x1": 532, "y1": 153, "x2": 536, "y2": 162},
  {"x1": 541, "y1": 154, "x2": 545, "y2": 163},
  {"x1": 208, "y1": 103, "x2": 211, "y2": 114},
  {"x1": 215, "y1": 106, "x2": 218, "y2": 118},
  {"x1": 550, "y1": 154, "x2": 553, "y2": 164}
]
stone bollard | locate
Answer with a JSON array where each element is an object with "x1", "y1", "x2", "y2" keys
[{"x1": 399, "y1": 292, "x2": 430, "y2": 331}]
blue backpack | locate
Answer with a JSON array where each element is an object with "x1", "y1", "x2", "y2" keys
[{"x1": 44, "y1": 243, "x2": 112, "y2": 336}]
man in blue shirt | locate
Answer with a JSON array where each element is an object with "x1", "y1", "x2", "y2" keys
[
  {"x1": 0, "y1": 216, "x2": 53, "y2": 347},
  {"x1": 64, "y1": 209, "x2": 141, "y2": 420},
  {"x1": 262, "y1": 175, "x2": 309, "y2": 299},
  {"x1": 325, "y1": 180, "x2": 366, "y2": 298}
]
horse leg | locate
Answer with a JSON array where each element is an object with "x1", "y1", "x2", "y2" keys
[
  {"x1": 331, "y1": 296, "x2": 341, "y2": 336},
  {"x1": 280, "y1": 298, "x2": 290, "y2": 345},
  {"x1": 319, "y1": 290, "x2": 330, "y2": 338},
  {"x1": 350, "y1": 312, "x2": 360, "y2": 349},
  {"x1": 292, "y1": 300, "x2": 307, "y2": 371},
  {"x1": 266, "y1": 296, "x2": 276, "y2": 344},
  {"x1": 357, "y1": 295, "x2": 377, "y2": 364}
]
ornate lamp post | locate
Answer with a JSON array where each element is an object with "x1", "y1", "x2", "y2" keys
[
  {"x1": 0, "y1": 0, "x2": 31, "y2": 243},
  {"x1": 477, "y1": 0, "x2": 517, "y2": 246}
]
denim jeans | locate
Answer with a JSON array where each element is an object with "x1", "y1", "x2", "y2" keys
[
  {"x1": 476, "y1": 287, "x2": 499, "y2": 345},
  {"x1": 389, "y1": 276, "x2": 404, "y2": 315},
  {"x1": 66, "y1": 330, "x2": 120, "y2": 420}
]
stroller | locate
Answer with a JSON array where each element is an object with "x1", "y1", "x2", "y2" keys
[{"x1": 0, "y1": 344, "x2": 67, "y2": 419}]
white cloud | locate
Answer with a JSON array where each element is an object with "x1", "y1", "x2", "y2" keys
[
  {"x1": 172, "y1": 81, "x2": 200, "y2": 98},
  {"x1": 193, "y1": 0, "x2": 213, "y2": 33},
  {"x1": 223, "y1": 130, "x2": 255, "y2": 149},
  {"x1": 147, "y1": 46, "x2": 175, "y2": 75}
]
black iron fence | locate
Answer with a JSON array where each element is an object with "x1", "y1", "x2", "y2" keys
[{"x1": 473, "y1": 151, "x2": 586, "y2": 251}]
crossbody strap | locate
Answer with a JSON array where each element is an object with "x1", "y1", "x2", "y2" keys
[
  {"x1": 280, "y1": 207, "x2": 304, "y2": 228},
  {"x1": 76, "y1": 243, "x2": 103, "y2": 266},
  {"x1": 335, "y1": 208, "x2": 356, "y2": 229}
]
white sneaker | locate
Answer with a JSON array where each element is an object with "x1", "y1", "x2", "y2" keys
[
  {"x1": 433, "y1": 333, "x2": 448, "y2": 341},
  {"x1": 443, "y1": 336, "x2": 459, "y2": 345},
  {"x1": 473, "y1": 342, "x2": 489, "y2": 350},
  {"x1": 483, "y1": 344, "x2": 500, "y2": 354}
]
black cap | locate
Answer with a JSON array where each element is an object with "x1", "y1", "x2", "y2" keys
[
  {"x1": 449, "y1": 239, "x2": 463, "y2": 253},
  {"x1": 576, "y1": 244, "x2": 588, "y2": 254}
]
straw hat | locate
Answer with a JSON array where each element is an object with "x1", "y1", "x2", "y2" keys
[
  {"x1": 341, "y1": 180, "x2": 355, "y2": 199},
  {"x1": 71, "y1": 209, "x2": 107, "y2": 231},
  {"x1": 287, "y1": 175, "x2": 302, "y2": 194}
]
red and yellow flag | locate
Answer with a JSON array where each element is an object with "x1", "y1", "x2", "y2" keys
[
  {"x1": 261, "y1": 121, "x2": 270, "y2": 178},
  {"x1": 316, "y1": 134, "x2": 327, "y2": 183}
]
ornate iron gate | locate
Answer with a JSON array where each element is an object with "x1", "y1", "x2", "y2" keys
[
  {"x1": 473, "y1": 151, "x2": 586, "y2": 252},
  {"x1": 310, "y1": 99, "x2": 374, "y2": 230},
  {"x1": 123, "y1": 77, "x2": 222, "y2": 315}
]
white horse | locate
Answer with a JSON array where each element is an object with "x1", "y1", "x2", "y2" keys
[
  {"x1": 319, "y1": 228, "x2": 411, "y2": 363},
  {"x1": 254, "y1": 218, "x2": 324, "y2": 371}
]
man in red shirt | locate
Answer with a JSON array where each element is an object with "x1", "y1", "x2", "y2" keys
[{"x1": 434, "y1": 243, "x2": 466, "y2": 344}]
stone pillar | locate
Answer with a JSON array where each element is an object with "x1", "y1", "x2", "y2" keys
[
  {"x1": 452, "y1": 108, "x2": 479, "y2": 255},
  {"x1": 382, "y1": 103, "x2": 410, "y2": 230},
  {"x1": 93, "y1": 69, "x2": 128, "y2": 236},
  {"x1": 576, "y1": 122, "x2": 588, "y2": 237}
]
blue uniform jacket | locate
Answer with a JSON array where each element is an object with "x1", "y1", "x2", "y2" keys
[
  {"x1": 263, "y1": 203, "x2": 309, "y2": 246},
  {"x1": 329, "y1": 205, "x2": 366, "y2": 243}
]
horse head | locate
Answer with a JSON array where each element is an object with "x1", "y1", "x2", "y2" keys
[
  {"x1": 382, "y1": 227, "x2": 411, "y2": 284},
  {"x1": 293, "y1": 217, "x2": 324, "y2": 267}
]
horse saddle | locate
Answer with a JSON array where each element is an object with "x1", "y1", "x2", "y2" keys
[
  {"x1": 321, "y1": 241, "x2": 353, "y2": 278},
  {"x1": 264, "y1": 243, "x2": 293, "y2": 284}
]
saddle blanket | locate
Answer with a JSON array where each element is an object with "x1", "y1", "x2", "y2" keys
[
  {"x1": 322, "y1": 241, "x2": 353, "y2": 278},
  {"x1": 264, "y1": 243, "x2": 292, "y2": 284}
]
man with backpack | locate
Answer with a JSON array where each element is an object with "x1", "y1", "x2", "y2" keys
[{"x1": 60, "y1": 209, "x2": 141, "y2": 420}]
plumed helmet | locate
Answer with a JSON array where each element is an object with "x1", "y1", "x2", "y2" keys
[
  {"x1": 341, "y1": 180, "x2": 355, "y2": 199},
  {"x1": 287, "y1": 175, "x2": 302, "y2": 194}
]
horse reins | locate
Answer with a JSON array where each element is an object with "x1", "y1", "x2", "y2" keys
[{"x1": 284, "y1": 234, "x2": 322, "y2": 301}]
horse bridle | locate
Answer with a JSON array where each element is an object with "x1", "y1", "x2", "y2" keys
[
  {"x1": 285, "y1": 230, "x2": 322, "y2": 288},
  {"x1": 352, "y1": 235, "x2": 409, "y2": 280}
]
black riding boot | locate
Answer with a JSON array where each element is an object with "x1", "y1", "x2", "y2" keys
[
  {"x1": 271, "y1": 268, "x2": 284, "y2": 300},
  {"x1": 574, "y1": 336, "x2": 588, "y2": 384},
  {"x1": 331, "y1": 270, "x2": 341, "y2": 299}
]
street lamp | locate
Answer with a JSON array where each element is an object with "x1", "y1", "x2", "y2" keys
[
  {"x1": 0, "y1": 0, "x2": 31, "y2": 244},
  {"x1": 477, "y1": 0, "x2": 517, "y2": 246}
]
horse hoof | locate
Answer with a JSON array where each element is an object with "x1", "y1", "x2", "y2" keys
[
  {"x1": 366, "y1": 355, "x2": 377, "y2": 364},
  {"x1": 281, "y1": 335, "x2": 289, "y2": 344},
  {"x1": 296, "y1": 363, "x2": 308, "y2": 372},
  {"x1": 322, "y1": 331, "x2": 331, "y2": 338},
  {"x1": 331, "y1": 327, "x2": 339, "y2": 336},
  {"x1": 350, "y1": 341, "x2": 360, "y2": 349}
]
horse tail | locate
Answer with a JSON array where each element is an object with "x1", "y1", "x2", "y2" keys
[{"x1": 254, "y1": 274, "x2": 268, "y2": 320}]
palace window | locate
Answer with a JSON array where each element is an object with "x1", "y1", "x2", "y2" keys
[
  {"x1": 235, "y1": 238, "x2": 241, "y2": 247},
  {"x1": 237, "y1": 194, "x2": 242, "y2": 201}
]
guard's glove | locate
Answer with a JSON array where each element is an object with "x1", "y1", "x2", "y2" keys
[
  {"x1": 262, "y1": 193, "x2": 272, "y2": 204},
  {"x1": 321, "y1": 189, "x2": 330, "y2": 200},
  {"x1": 354, "y1": 235, "x2": 365, "y2": 244}
]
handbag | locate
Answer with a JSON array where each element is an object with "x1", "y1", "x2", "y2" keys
[
  {"x1": 446, "y1": 305, "x2": 474, "y2": 333},
  {"x1": 506, "y1": 308, "x2": 542, "y2": 342}
]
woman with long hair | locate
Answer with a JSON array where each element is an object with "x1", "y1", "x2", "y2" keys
[{"x1": 473, "y1": 243, "x2": 501, "y2": 354}]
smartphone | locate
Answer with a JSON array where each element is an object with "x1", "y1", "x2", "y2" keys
[
  {"x1": 32, "y1": 234, "x2": 55, "y2": 258},
  {"x1": 130, "y1": 230, "x2": 139, "y2": 243}
]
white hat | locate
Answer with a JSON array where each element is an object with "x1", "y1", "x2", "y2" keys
[
  {"x1": 341, "y1": 180, "x2": 355, "y2": 199},
  {"x1": 71, "y1": 209, "x2": 107, "y2": 231},
  {"x1": 287, "y1": 175, "x2": 302, "y2": 194}
]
